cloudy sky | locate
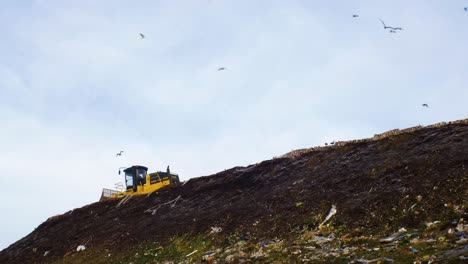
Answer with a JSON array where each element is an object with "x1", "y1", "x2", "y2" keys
[{"x1": 0, "y1": 0, "x2": 467, "y2": 250}]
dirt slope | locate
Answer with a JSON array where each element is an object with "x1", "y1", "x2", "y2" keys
[{"x1": 1, "y1": 120, "x2": 467, "y2": 263}]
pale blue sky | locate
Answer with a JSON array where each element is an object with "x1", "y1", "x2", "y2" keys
[{"x1": 1, "y1": 0, "x2": 467, "y2": 250}]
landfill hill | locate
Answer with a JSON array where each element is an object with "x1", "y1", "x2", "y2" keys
[{"x1": 1, "y1": 119, "x2": 467, "y2": 264}]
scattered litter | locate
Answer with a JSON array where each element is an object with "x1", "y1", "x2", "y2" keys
[
  {"x1": 350, "y1": 257, "x2": 394, "y2": 263},
  {"x1": 319, "y1": 204, "x2": 337, "y2": 228},
  {"x1": 210, "y1": 226, "x2": 223, "y2": 234},
  {"x1": 43, "y1": 251, "x2": 49, "y2": 257},
  {"x1": 185, "y1": 249, "x2": 198, "y2": 257},
  {"x1": 76, "y1": 245, "x2": 86, "y2": 252},
  {"x1": 296, "y1": 202, "x2": 303, "y2": 207},
  {"x1": 410, "y1": 247, "x2": 418, "y2": 253},
  {"x1": 116, "y1": 195, "x2": 132, "y2": 208},
  {"x1": 144, "y1": 195, "x2": 182, "y2": 215},
  {"x1": 394, "y1": 232, "x2": 418, "y2": 242},
  {"x1": 425, "y1": 221, "x2": 441, "y2": 229},
  {"x1": 309, "y1": 235, "x2": 333, "y2": 245},
  {"x1": 170, "y1": 195, "x2": 181, "y2": 208},
  {"x1": 202, "y1": 252, "x2": 216, "y2": 261},
  {"x1": 291, "y1": 249, "x2": 301, "y2": 255},
  {"x1": 292, "y1": 179, "x2": 304, "y2": 185},
  {"x1": 416, "y1": 195, "x2": 423, "y2": 202},
  {"x1": 251, "y1": 249, "x2": 265, "y2": 258},
  {"x1": 380, "y1": 228, "x2": 408, "y2": 242}
]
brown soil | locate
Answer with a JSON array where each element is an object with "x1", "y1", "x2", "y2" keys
[{"x1": 1, "y1": 121, "x2": 467, "y2": 263}]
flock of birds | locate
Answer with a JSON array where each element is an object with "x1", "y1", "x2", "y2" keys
[{"x1": 122, "y1": 8, "x2": 468, "y2": 155}]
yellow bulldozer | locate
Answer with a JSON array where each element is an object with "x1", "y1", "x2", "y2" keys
[{"x1": 100, "y1": 165, "x2": 180, "y2": 201}]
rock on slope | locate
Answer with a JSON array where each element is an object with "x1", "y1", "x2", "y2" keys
[{"x1": 1, "y1": 120, "x2": 467, "y2": 263}]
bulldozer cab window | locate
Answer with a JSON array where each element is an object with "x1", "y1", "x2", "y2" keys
[
  {"x1": 125, "y1": 173, "x2": 134, "y2": 189},
  {"x1": 136, "y1": 168, "x2": 147, "y2": 185}
]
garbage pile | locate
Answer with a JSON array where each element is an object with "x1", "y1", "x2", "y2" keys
[{"x1": 1, "y1": 120, "x2": 467, "y2": 264}]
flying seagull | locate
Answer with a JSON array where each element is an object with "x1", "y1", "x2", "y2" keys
[
  {"x1": 116, "y1": 151, "x2": 124, "y2": 157},
  {"x1": 465, "y1": 7, "x2": 467, "y2": 11},
  {"x1": 379, "y1": 19, "x2": 403, "y2": 31},
  {"x1": 139, "y1": 33, "x2": 145, "y2": 39},
  {"x1": 389, "y1": 30, "x2": 397, "y2": 33},
  {"x1": 353, "y1": 15, "x2": 359, "y2": 18},
  {"x1": 218, "y1": 67, "x2": 226, "y2": 71},
  {"x1": 422, "y1": 104, "x2": 429, "y2": 108}
]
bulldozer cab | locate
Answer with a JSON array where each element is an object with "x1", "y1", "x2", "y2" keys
[
  {"x1": 122, "y1": 166, "x2": 148, "y2": 192},
  {"x1": 100, "y1": 164, "x2": 180, "y2": 201}
]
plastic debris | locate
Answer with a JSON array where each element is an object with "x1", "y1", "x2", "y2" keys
[
  {"x1": 43, "y1": 251, "x2": 49, "y2": 257},
  {"x1": 394, "y1": 232, "x2": 418, "y2": 242},
  {"x1": 319, "y1": 204, "x2": 337, "y2": 228},
  {"x1": 416, "y1": 195, "x2": 423, "y2": 202},
  {"x1": 186, "y1": 249, "x2": 198, "y2": 257},
  {"x1": 425, "y1": 220, "x2": 441, "y2": 228},
  {"x1": 380, "y1": 228, "x2": 410, "y2": 242},
  {"x1": 309, "y1": 235, "x2": 333, "y2": 245},
  {"x1": 144, "y1": 195, "x2": 182, "y2": 215},
  {"x1": 116, "y1": 195, "x2": 132, "y2": 208},
  {"x1": 351, "y1": 257, "x2": 395, "y2": 263},
  {"x1": 210, "y1": 226, "x2": 223, "y2": 234},
  {"x1": 291, "y1": 249, "x2": 301, "y2": 255},
  {"x1": 76, "y1": 245, "x2": 86, "y2": 252}
]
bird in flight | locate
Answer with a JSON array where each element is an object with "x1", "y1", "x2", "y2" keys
[
  {"x1": 353, "y1": 15, "x2": 359, "y2": 18},
  {"x1": 218, "y1": 67, "x2": 226, "y2": 71},
  {"x1": 389, "y1": 30, "x2": 397, "y2": 33},
  {"x1": 465, "y1": 7, "x2": 467, "y2": 11},
  {"x1": 116, "y1": 151, "x2": 124, "y2": 157},
  {"x1": 139, "y1": 33, "x2": 145, "y2": 39},
  {"x1": 379, "y1": 19, "x2": 403, "y2": 31},
  {"x1": 422, "y1": 104, "x2": 429, "y2": 108}
]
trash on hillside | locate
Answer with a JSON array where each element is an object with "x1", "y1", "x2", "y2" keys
[
  {"x1": 319, "y1": 204, "x2": 337, "y2": 228},
  {"x1": 116, "y1": 195, "x2": 132, "y2": 208},
  {"x1": 380, "y1": 228, "x2": 408, "y2": 242},
  {"x1": 250, "y1": 249, "x2": 265, "y2": 258},
  {"x1": 76, "y1": 245, "x2": 86, "y2": 252},
  {"x1": 144, "y1": 195, "x2": 182, "y2": 215},
  {"x1": 186, "y1": 249, "x2": 198, "y2": 257},
  {"x1": 296, "y1": 202, "x2": 303, "y2": 207},
  {"x1": 210, "y1": 226, "x2": 223, "y2": 234},
  {"x1": 350, "y1": 257, "x2": 395, "y2": 263},
  {"x1": 308, "y1": 235, "x2": 333, "y2": 245},
  {"x1": 425, "y1": 221, "x2": 441, "y2": 229},
  {"x1": 202, "y1": 252, "x2": 216, "y2": 261},
  {"x1": 416, "y1": 195, "x2": 423, "y2": 202},
  {"x1": 394, "y1": 232, "x2": 419, "y2": 242},
  {"x1": 291, "y1": 249, "x2": 302, "y2": 255},
  {"x1": 43, "y1": 251, "x2": 49, "y2": 257}
]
